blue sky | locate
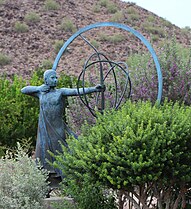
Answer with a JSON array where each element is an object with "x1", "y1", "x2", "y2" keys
[{"x1": 122, "y1": 0, "x2": 191, "y2": 28}]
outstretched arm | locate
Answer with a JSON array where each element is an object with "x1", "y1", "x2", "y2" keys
[
  {"x1": 61, "y1": 84, "x2": 105, "y2": 96},
  {"x1": 21, "y1": 84, "x2": 50, "y2": 97}
]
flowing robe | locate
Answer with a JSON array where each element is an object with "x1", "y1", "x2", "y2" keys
[{"x1": 35, "y1": 89, "x2": 68, "y2": 176}]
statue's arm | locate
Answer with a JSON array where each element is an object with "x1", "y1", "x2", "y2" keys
[
  {"x1": 61, "y1": 85, "x2": 104, "y2": 96},
  {"x1": 21, "y1": 84, "x2": 49, "y2": 97}
]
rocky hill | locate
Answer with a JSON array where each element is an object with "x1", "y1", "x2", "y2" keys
[{"x1": 0, "y1": 0, "x2": 190, "y2": 79}]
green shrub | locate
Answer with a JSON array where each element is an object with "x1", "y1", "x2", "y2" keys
[
  {"x1": 126, "y1": 38, "x2": 191, "y2": 103},
  {"x1": 54, "y1": 174, "x2": 117, "y2": 209},
  {"x1": 161, "y1": 18, "x2": 173, "y2": 28},
  {"x1": 0, "y1": 53, "x2": 11, "y2": 66},
  {"x1": 60, "y1": 17, "x2": 77, "y2": 33},
  {"x1": 126, "y1": 7, "x2": 138, "y2": 15},
  {"x1": 99, "y1": 0, "x2": 118, "y2": 13},
  {"x1": 0, "y1": 0, "x2": 5, "y2": 5},
  {"x1": 24, "y1": 12, "x2": 40, "y2": 24},
  {"x1": 44, "y1": 0, "x2": 59, "y2": 10},
  {"x1": 99, "y1": 32, "x2": 125, "y2": 43},
  {"x1": 40, "y1": 59, "x2": 53, "y2": 69},
  {"x1": 92, "y1": 3, "x2": 101, "y2": 13},
  {"x1": 0, "y1": 73, "x2": 41, "y2": 150},
  {"x1": 146, "y1": 14, "x2": 156, "y2": 23},
  {"x1": 143, "y1": 23, "x2": 165, "y2": 37},
  {"x1": 128, "y1": 13, "x2": 140, "y2": 21},
  {"x1": 14, "y1": 21, "x2": 29, "y2": 33},
  {"x1": 99, "y1": 0, "x2": 109, "y2": 7},
  {"x1": 106, "y1": 2, "x2": 118, "y2": 14},
  {"x1": 151, "y1": 34, "x2": 160, "y2": 42},
  {"x1": 53, "y1": 40, "x2": 64, "y2": 54},
  {"x1": 110, "y1": 11, "x2": 124, "y2": 22},
  {"x1": 90, "y1": 39, "x2": 99, "y2": 49},
  {"x1": 54, "y1": 100, "x2": 191, "y2": 209},
  {"x1": 0, "y1": 143, "x2": 49, "y2": 209}
]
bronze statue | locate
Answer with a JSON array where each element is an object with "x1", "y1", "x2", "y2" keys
[{"x1": 21, "y1": 69, "x2": 103, "y2": 187}]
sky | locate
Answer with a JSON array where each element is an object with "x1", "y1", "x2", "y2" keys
[{"x1": 122, "y1": 0, "x2": 191, "y2": 28}]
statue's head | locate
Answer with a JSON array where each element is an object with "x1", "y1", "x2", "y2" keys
[{"x1": 43, "y1": 69, "x2": 58, "y2": 87}]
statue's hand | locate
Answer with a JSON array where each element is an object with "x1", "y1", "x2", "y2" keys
[
  {"x1": 38, "y1": 84, "x2": 50, "y2": 93},
  {"x1": 95, "y1": 84, "x2": 106, "y2": 92}
]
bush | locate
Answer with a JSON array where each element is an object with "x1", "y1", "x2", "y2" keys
[
  {"x1": 127, "y1": 13, "x2": 140, "y2": 21},
  {"x1": 14, "y1": 21, "x2": 29, "y2": 33},
  {"x1": 0, "y1": 52, "x2": 11, "y2": 66},
  {"x1": 99, "y1": 0, "x2": 118, "y2": 13},
  {"x1": 0, "y1": 0, "x2": 5, "y2": 5},
  {"x1": 24, "y1": 12, "x2": 40, "y2": 24},
  {"x1": 92, "y1": 3, "x2": 101, "y2": 13},
  {"x1": 99, "y1": 32, "x2": 126, "y2": 43},
  {"x1": 0, "y1": 143, "x2": 49, "y2": 209},
  {"x1": 40, "y1": 59, "x2": 53, "y2": 69},
  {"x1": 99, "y1": 0, "x2": 109, "y2": 7},
  {"x1": 44, "y1": 0, "x2": 59, "y2": 10},
  {"x1": 159, "y1": 38, "x2": 191, "y2": 104},
  {"x1": 53, "y1": 40, "x2": 64, "y2": 54},
  {"x1": 57, "y1": 176, "x2": 117, "y2": 209},
  {"x1": 54, "y1": 100, "x2": 191, "y2": 209},
  {"x1": 60, "y1": 17, "x2": 77, "y2": 33},
  {"x1": 106, "y1": 2, "x2": 118, "y2": 14},
  {"x1": 0, "y1": 74, "x2": 41, "y2": 151},
  {"x1": 126, "y1": 7, "x2": 138, "y2": 15},
  {"x1": 110, "y1": 11, "x2": 124, "y2": 23},
  {"x1": 126, "y1": 38, "x2": 191, "y2": 104},
  {"x1": 144, "y1": 25, "x2": 165, "y2": 37}
]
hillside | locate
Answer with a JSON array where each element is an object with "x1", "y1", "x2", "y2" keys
[{"x1": 0, "y1": 0, "x2": 190, "y2": 79}]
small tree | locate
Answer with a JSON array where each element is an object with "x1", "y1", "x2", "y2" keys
[{"x1": 54, "y1": 100, "x2": 191, "y2": 209}]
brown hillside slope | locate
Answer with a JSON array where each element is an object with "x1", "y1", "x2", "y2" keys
[{"x1": 0, "y1": 0, "x2": 190, "y2": 78}]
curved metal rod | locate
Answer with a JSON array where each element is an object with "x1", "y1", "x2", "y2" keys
[
  {"x1": 114, "y1": 62, "x2": 131, "y2": 109},
  {"x1": 77, "y1": 52, "x2": 102, "y2": 114},
  {"x1": 77, "y1": 36, "x2": 102, "y2": 116},
  {"x1": 103, "y1": 61, "x2": 131, "y2": 109},
  {"x1": 101, "y1": 61, "x2": 131, "y2": 109},
  {"x1": 80, "y1": 35, "x2": 105, "y2": 111},
  {"x1": 103, "y1": 64, "x2": 118, "y2": 108}
]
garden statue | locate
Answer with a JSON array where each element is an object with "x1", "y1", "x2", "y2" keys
[
  {"x1": 21, "y1": 69, "x2": 104, "y2": 188},
  {"x1": 21, "y1": 22, "x2": 162, "y2": 192}
]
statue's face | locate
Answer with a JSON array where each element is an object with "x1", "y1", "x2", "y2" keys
[{"x1": 45, "y1": 72, "x2": 58, "y2": 87}]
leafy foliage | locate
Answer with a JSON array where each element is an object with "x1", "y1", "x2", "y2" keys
[
  {"x1": 44, "y1": 0, "x2": 60, "y2": 10},
  {"x1": 53, "y1": 40, "x2": 64, "y2": 54},
  {"x1": 14, "y1": 21, "x2": 29, "y2": 33},
  {"x1": 57, "y1": 176, "x2": 117, "y2": 209},
  {"x1": 60, "y1": 17, "x2": 77, "y2": 33},
  {"x1": 0, "y1": 52, "x2": 11, "y2": 66},
  {"x1": 0, "y1": 143, "x2": 49, "y2": 209},
  {"x1": 127, "y1": 38, "x2": 191, "y2": 104},
  {"x1": 54, "y1": 100, "x2": 191, "y2": 209},
  {"x1": 0, "y1": 74, "x2": 41, "y2": 152},
  {"x1": 24, "y1": 12, "x2": 40, "y2": 24}
]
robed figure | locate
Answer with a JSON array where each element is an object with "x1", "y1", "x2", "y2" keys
[{"x1": 21, "y1": 69, "x2": 103, "y2": 186}]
